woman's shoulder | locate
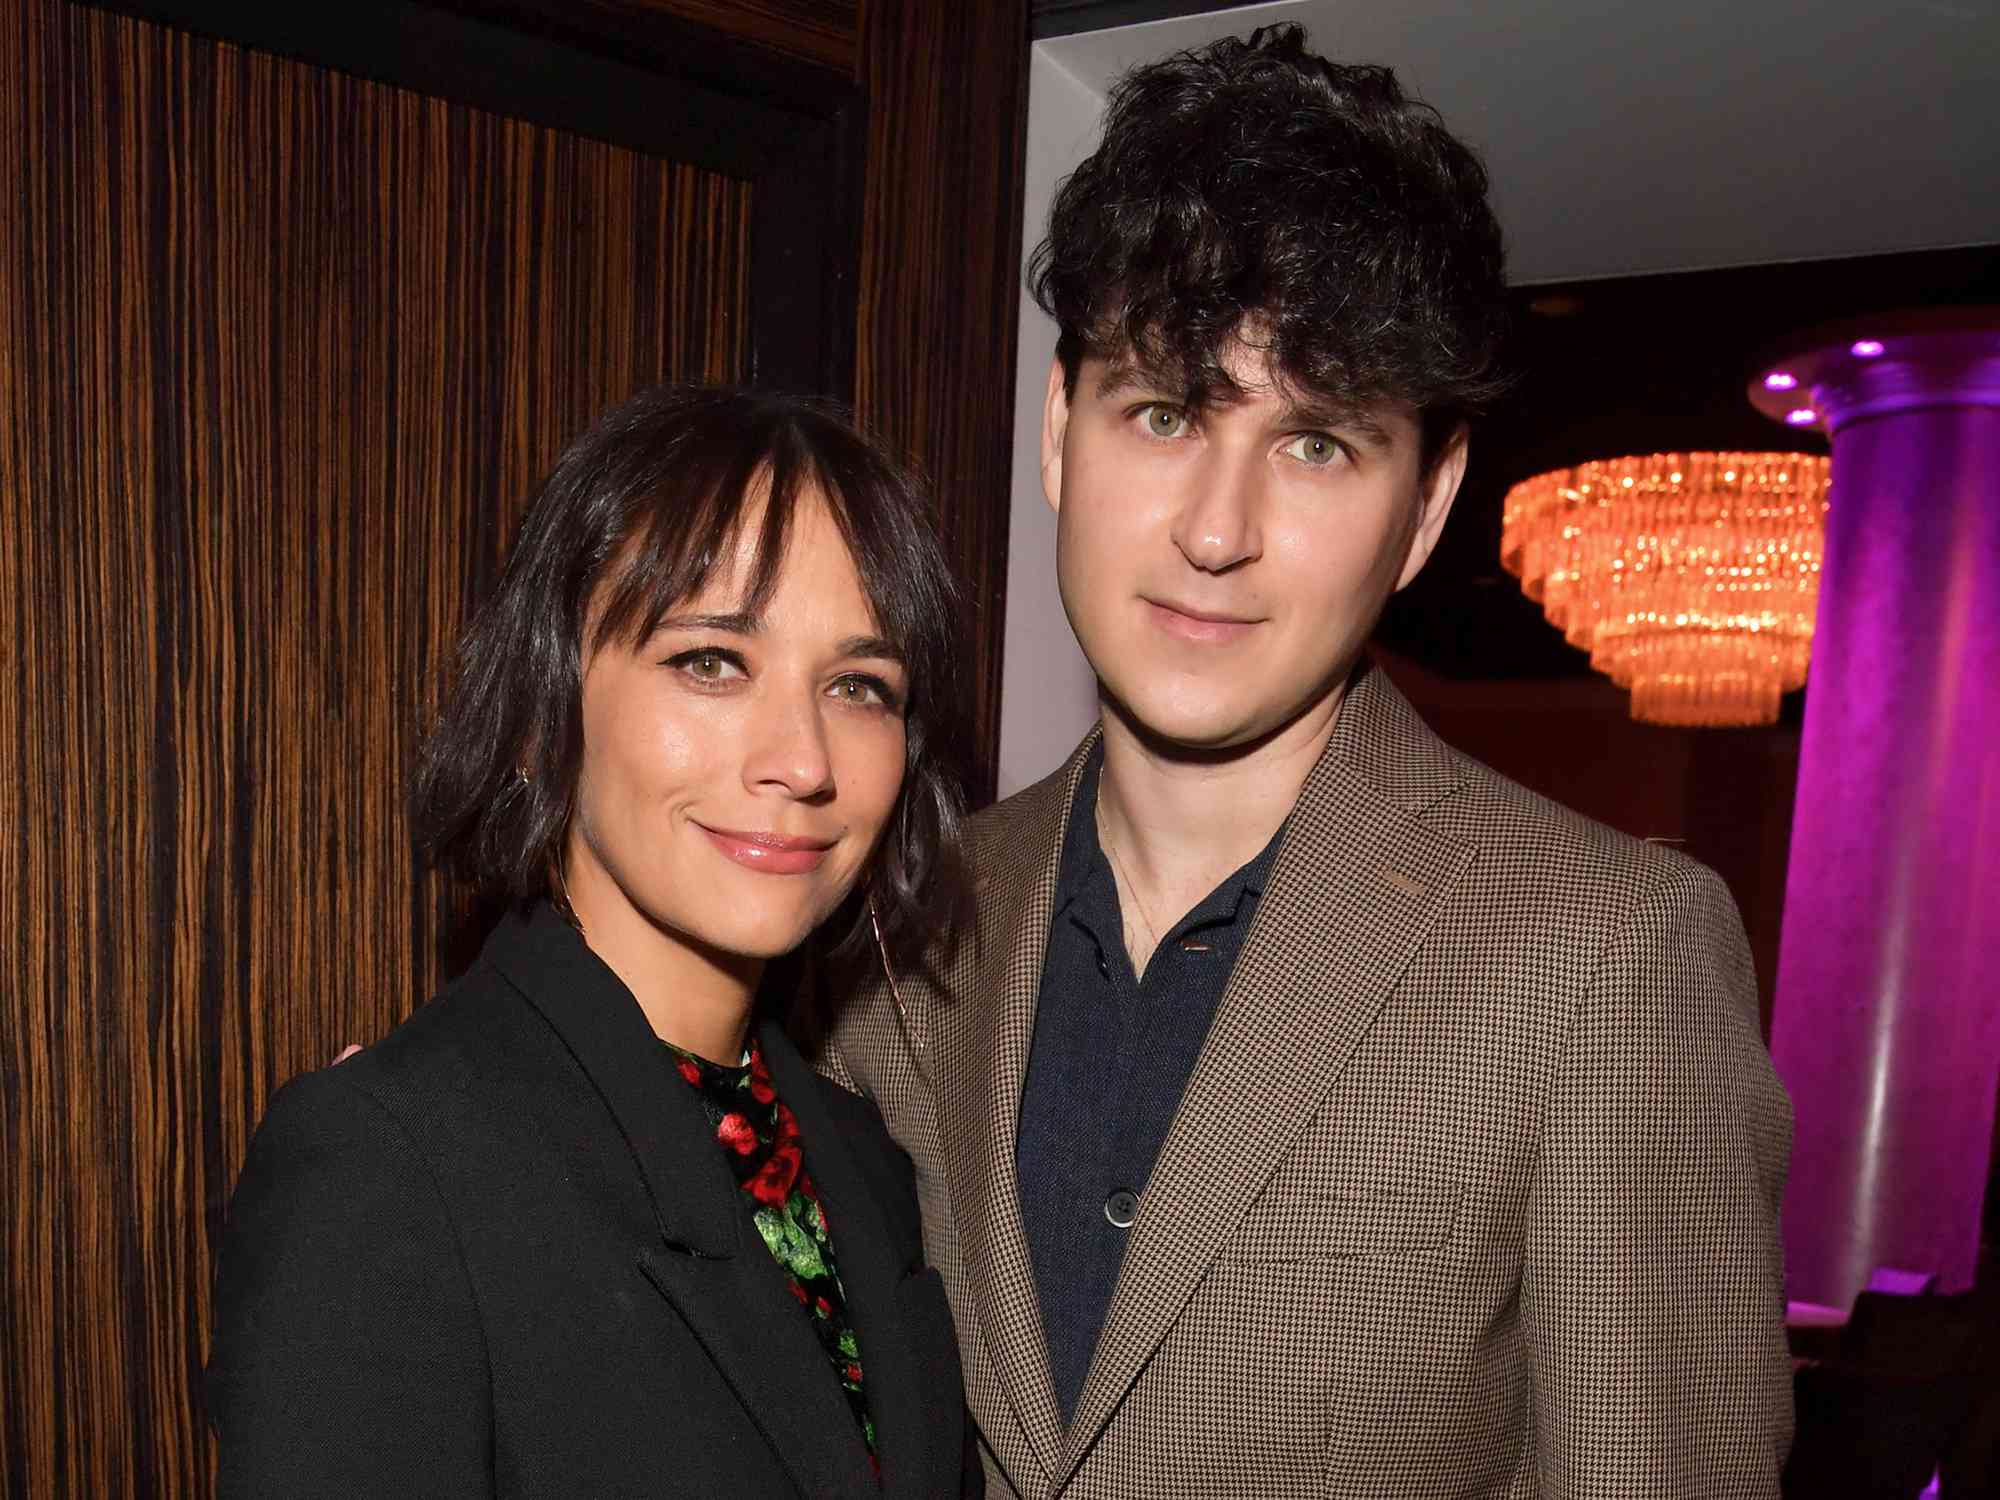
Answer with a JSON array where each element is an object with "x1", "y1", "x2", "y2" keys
[{"x1": 289, "y1": 954, "x2": 542, "y2": 1144}]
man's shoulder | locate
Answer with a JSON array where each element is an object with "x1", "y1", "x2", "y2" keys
[
  {"x1": 1416, "y1": 738, "x2": 1738, "y2": 925},
  {"x1": 966, "y1": 755, "x2": 1079, "y2": 854}
]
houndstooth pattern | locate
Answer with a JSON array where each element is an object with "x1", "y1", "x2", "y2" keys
[{"x1": 823, "y1": 664, "x2": 1793, "y2": 1498}]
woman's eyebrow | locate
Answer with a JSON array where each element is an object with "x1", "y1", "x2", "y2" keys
[
  {"x1": 837, "y1": 634, "x2": 905, "y2": 664},
  {"x1": 657, "y1": 610, "x2": 761, "y2": 635}
]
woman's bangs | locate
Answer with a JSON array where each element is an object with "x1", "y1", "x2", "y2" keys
[{"x1": 590, "y1": 437, "x2": 802, "y2": 651}]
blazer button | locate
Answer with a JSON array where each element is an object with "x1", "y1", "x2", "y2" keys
[{"x1": 1103, "y1": 1190, "x2": 1139, "y2": 1229}]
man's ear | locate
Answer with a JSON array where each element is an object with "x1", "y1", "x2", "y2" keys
[
  {"x1": 1039, "y1": 357, "x2": 1070, "y2": 514},
  {"x1": 1396, "y1": 423, "x2": 1470, "y2": 591}
]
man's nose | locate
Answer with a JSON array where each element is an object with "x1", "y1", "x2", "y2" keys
[{"x1": 1170, "y1": 452, "x2": 1263, "y2": 573}]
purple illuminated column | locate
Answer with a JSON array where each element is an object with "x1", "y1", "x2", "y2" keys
[{"x1": 1752, "y1": 312, "x2": 2000, "y2": 1309}]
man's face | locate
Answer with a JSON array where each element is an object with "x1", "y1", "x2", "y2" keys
[{"x1": 1040, "y1": 341, "x2": 1465, "y2": 752}]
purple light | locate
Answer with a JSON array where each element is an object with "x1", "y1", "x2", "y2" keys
[
  {"x1": 1786, "y1": 407, "x2": 1819, "y2": 426},
  {"x1": 1851, "y1": 339, "x2": 1886, "y2": 358},
  {"x1": 1764, "y1": 371, "x2": 1800, "y2": 391}
]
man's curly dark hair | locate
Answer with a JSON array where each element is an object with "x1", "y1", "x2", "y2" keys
[{"x1": 1029, "y1": 24, "x2": 1509, "y2": 465}]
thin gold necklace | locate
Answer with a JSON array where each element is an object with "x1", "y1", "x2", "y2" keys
[{"x1": 1097, "y1": 804, "x2": 1165, "y2": 976}]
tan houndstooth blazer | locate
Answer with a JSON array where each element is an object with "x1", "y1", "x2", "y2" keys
[{"x1": 821, "y1": 663, "x2": 1793, "y2": 1498}]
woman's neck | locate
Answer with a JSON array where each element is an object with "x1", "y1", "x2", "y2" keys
[{"x1": 561, "y1": 857, "x2": 764, "y2": 1064}]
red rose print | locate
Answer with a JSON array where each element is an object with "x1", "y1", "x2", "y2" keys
[
  {"x1": 747, "y1": 1142, "x2": 802, "y2": 1205},
  {"x1": 664, "y1": 1035, "x2": 873, "y2": 1466},
  {"x1": 715, "y1": 1113, "x2": 758, "y2": 1155},
  {"x1": 772, "y1": 1104, "x2": 801, "y2": 1147}
]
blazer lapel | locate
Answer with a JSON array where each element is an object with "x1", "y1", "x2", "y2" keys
[
  {"x1": 488, "y1": 907, "x2": 878, "y2": 1500},
  {"x1": 932, "y1": 736, "x2": 1098, "y2": 1488},
  {"x1": 1061, "y1": 667, "x2": 1478, "y2": 1469},
  {"x1": 757, "y1": 1016, "x2": 942, "y2": 1500}
]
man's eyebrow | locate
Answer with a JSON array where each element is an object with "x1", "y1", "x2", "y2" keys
[
  {"x1": 1092, "y1": 360, "x2": 1184, "y2": 403},
  {"x1": 1093, "y1": 360, "x2": 1400, "y2": 448},
  {"x1": 1278, "y1": 399, "x2": 1395, "y2": 449}
]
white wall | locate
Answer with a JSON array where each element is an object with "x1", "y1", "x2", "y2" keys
[{"x1": 994, "y1": 45, "x2": 1104, "y2": 800}]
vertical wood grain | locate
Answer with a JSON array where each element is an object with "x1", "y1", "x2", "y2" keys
[
  {"x1": 578, "y1": 0, "x2": 860, "y2": 73},
  {"x1": 0, "y1": 1, "x2": 749, "y2": 1491},
  {"x1": 854, "y1": 0, "x2": 1030, "y2": 802}
]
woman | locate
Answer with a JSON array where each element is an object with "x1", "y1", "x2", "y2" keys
[{"x1": 206, "y1": 386, "x2": 980, "y2": 1498}]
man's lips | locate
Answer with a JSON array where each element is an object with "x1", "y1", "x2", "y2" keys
[
  {"x1": 1143, "y1": 598, "x2": 1262, "y2": 643},
  {"x1": 694, "y1": 824, "x2": 837, "y2": 875}
]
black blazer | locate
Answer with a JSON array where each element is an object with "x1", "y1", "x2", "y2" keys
[{"x1": 207, "y1": 904, "x2": 978, "y2": 1498}]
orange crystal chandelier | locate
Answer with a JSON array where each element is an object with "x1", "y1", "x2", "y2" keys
[{"x1": 1500, "y1": 452, "x2": 1832, "y2": 727}]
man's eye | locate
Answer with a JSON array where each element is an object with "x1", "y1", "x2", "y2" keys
[
  {"x1": 1282, "y1": 432, "x2": 1344, "y2": 468},
  {"x1": 1140, "y1": 404, "x2": 1189, "y2": 438}
]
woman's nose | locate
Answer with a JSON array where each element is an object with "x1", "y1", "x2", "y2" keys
[{"x1": 742, "y1": 690, "x2": 836, "y2": 801}]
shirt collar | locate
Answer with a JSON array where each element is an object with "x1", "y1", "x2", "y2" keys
[{"x1": 1051, "y1": 740, "x2": 1286, "y2": 938}]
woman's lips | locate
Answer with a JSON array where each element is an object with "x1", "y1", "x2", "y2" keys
[
  {"x1": 1144, "y1": 598, "x2": 1260, "y2": 644},
  {"x1": 695, "y1": 825, "x2": 836, "y2": 875}
]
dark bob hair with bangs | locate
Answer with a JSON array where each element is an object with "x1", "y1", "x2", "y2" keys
[
  {"x1": 1029, "y1": 23, "x2": 1510, "y2": 467},
  {"x1": 411, "y1": 384, "x2": 969, "y2": 964}
]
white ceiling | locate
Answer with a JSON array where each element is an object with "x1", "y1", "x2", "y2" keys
[{"x1": 1039, "y1": 0, "x2": 2000, "y2": 284}]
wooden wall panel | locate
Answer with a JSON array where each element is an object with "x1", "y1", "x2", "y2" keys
[
  {"x1": 0, "y1": 1, "x2": 749, "y2": 1492},
  {"x1": 855, "y1": 0, "x2": 1030, "y2": 802},
  {"x1": 583, "y1": 0, "x2": 860, "y2": 73}
]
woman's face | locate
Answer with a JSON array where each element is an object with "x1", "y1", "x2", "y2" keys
[{"x1": 563, "y1": 490, "x2": 908, "y2": 973}]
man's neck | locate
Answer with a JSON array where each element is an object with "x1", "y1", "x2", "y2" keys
[{"x1": 1092, "y1": 682, "x2": 1345, "y2": 936}]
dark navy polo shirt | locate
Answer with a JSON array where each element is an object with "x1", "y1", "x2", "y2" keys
[{"x1": 1014, "y1": 744, "x2": 1285, "y2": 1421}]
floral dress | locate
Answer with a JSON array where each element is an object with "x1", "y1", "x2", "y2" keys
[{"x1": 665, "y1": 1037, "x2": 878, "y2": 1474}]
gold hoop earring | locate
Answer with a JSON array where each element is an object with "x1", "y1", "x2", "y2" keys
[{"x1": 869, "y1": 899, "x2": 929, "y2": 1089}]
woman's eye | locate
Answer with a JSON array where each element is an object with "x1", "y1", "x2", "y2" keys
[
  {"x1": 1281, "y1": 432, "x2": 1345, "y2": 468},
  {"x1": 829, "y1": 675, "x2": 895, "y2": 710},
  {"x1": 668, "y1": 648, "x2": 745, "y2": 683},
  {"x1": 1139, "y1": 404, "x2": 1189, "y2": 438}
]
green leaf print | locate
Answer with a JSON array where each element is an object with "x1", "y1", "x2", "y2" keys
[{"x1": 753, "y1": 1205, "x2": 829, "y2": 1282}]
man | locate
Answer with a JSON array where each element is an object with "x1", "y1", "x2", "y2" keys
[{"x1": 821, "y1": 24, "x2": 1792, "y2": 1499}]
